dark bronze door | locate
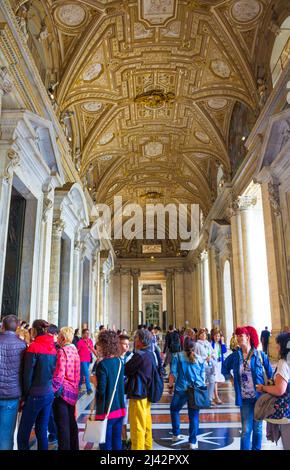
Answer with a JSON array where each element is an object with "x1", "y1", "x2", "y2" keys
[{"x1": 1, "y1": 188, "x2": 26, "y2": 317}]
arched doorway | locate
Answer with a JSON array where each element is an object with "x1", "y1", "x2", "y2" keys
[{"x1": 223, "y1": 260, "x2": 234, "y2": 345}]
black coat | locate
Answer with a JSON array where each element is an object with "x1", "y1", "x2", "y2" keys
[
  {"x1": 125, "y1": 347, "x2": 154, "y2": 399},
  {"x1": 0, "y1": 331, "x2": 26, "y2": 399}
]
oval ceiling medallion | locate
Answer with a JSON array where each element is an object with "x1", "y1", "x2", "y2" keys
[
  {"x1": 195, "y1": 131, "x2": 210, "y2": 144},
  {"x1": 99, "y1": 154, "x2": 113, "y2": 161},
  {"x1": 98, "y1": 132, "x2": 114, "y2": 145},
  {"x1": 207, "y1": 98, "x2": 228, "y2": 110},
  {"x1": 231, "y1": 0, "x2": 261, "y2": 23},
  {"x1": 82, "y1": 63, "x2": 102, "y2": 81},
  {"x1": 82, "y1": 102, "x2": 103, "y2": 112},
  {"x1": 210, "y1": 59, "x2": 231, "y2": 79},
  {"x1": 56, "y1": 4, "x2": 86, "y2": 27}
]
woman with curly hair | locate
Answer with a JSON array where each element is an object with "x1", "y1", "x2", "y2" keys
[
  {"x1": 222, "y1": 325, "x2": 273, "y2": 450},
  {"x1": 95, "y1": 330, "x2": 125, "y2": 450}
]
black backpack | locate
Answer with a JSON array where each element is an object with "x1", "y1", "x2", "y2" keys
[
  {"x1": 169, "y1": 331, "x2": 181, "y2": 353},
  {"x1": 148, "y1": 353, "x2": 164, "y2": 403},
  {"x1": 138, "y1": 350, "x2": 164, "y2": 403}
]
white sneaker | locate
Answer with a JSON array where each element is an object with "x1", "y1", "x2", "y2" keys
[
  {"x1": 189, "y1": 442, "x2": 198, "y2": 450},
  {"x1": 172, "y1": 434, "x2": 185, "y2": 442}
]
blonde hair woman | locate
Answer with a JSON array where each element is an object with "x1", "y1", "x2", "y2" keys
[{"x1": 52, "y1": 326, "x2": 80, "y2": 450}]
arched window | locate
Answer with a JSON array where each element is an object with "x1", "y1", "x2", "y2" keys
[{"x1": 270, "y1": 17, "x2": 290, "y2": 86}]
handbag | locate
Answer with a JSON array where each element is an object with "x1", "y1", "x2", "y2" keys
[
  {"x1": 177, "y1": 354, "x2": 211, "y2": 410},
  {"x1": 83, "y1": 358, "x2": 122, "y2": 445},
  {"x1": 187, "y1": 385, "x2": 211, "y2": 410}
]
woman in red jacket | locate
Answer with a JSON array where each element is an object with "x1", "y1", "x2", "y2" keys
[{"x1": 17, "y1": 320, "x2": 57, "y2": 450}]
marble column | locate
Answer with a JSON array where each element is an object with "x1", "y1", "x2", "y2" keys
[
  {"x1": 239, "y1": 196, "x2": 258, "y2": 326},
  {"x1": 184, "y1": 268, "x2": 194, "y2": 327},
  {"x1": 95, "y1": 250, "x2": 101, "y2": 324},
  {"x1": 37, "y1": 186, "x2": 54, "y2": 320},
  {"x1": 71, "y1": 239, "x2": 82, "y2": 329},
  {"x1": 89, "y1": 252, "x2": 98, "y2": 333},
  {"x1": 132, "y1": 269, "x2": 140, "y2": 331},
  {"x1": 103, "y1": 273, "x2": 110, "y2": 328},
  {"x1": 165, "y1": 268, "x2": 174, "y2": 328},
  {"x1": 48, "y1": 219, "x2": 65, "y2": 324},
  {"x1": 99, "y1": 271, "x2": 104, "y2": 325},
  {"x1": 110, "y1": 268, "x2": 121, "y2": 330},
  {"x1": 259, "y1": 177, "x2": 290, "y2": 358},
  {"x1": 230, "y1": 200, "x2": 248, "y2": 326},
  {"x1": 0, "y1": 70, "x2": 14, "y2": 304},
  {"x1": 208, "y1": 246, "x2": 220, "y2": 323},
  {"x1": 120, "y1": 268, "x2": 131, "y2": 332},
  {"x1": 174, "y1": 268, "x2": 185, "y2": 329},
  {"x1": 200, "y1": 251, "x2": 212, "y2": 330}
]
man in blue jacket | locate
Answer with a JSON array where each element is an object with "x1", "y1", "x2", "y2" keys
[
  {"x1": 0, "y1": 315, "x2": 26, "y2": 449},
  {"x1": 222, "y1": 326, "x2": 273, "y2": 450}
]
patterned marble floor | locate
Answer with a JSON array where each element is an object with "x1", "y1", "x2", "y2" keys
[{"x1": 75, "y1": 381, "x2": 283, "y2": 451}]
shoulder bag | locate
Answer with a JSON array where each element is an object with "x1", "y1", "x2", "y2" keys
[
  {"x1": 83, "y1": 358, "x2": 122, "y2": 445},
  {"x1": 177, "y1": 354, "x2": 211, "y2": 410}
]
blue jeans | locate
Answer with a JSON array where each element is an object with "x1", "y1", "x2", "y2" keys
[
  {"x1": 17, "y1": 392, "x2": 54, "y2": 450},
  {"x1": 170, "y1": 390, "x2": 199, "y2": 444},
  {"x1": 0, "y1": 398, "x2": 19, "y2": 450},
  {"x1": 48, "y1": 408, "x2": 58, "y2": 441},
  {"x1": 99, "y1": 417, "x2": 123, "y2": 450},
  {"x1": 240, "y1": 399, "x2": 263, "y2": 450},
  {"x1": 79, "y1": 362, "x2": 92, "y2": 392}
]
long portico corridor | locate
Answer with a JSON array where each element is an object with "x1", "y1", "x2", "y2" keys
[{"x1": 1, "y1": 0, "x2": 290, "y2": 457}]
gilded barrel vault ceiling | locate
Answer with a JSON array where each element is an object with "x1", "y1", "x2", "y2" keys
[{"x1": 10, "y1": 0, "x2": 273, "y2": 254}]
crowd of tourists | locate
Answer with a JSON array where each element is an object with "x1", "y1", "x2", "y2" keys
[{"x1": 0, "y1": 315, "x2": 290, "y2": 451}]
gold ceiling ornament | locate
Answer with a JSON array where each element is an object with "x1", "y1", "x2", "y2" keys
[
  {"x1": 140, "y1": 191, "x2": 163, "y2": 201},
  {"x1": 188, "y1": 0, "x2": 211, "y2": 11},
  {"x1": 134, "y1": 90, "x2": 175, "y2": 109}
]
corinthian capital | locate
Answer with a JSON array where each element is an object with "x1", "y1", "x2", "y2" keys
[
  {"x1": 52, "y1": 219, "x2": 65, "y2": 237},
  {"x1": 131, "y1": 269, "x2": 140, "y2": 277},
  {"x1": 232, "y1": 195, "x2": 257, "y2": 212}
]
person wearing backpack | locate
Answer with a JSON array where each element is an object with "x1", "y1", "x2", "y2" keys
[
  {"x1": 125, "y1": 329, "x2": 162, "y2": 450},
  {"x1": 163, "y1": 325, "x2": 181, "y2": 368}
]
